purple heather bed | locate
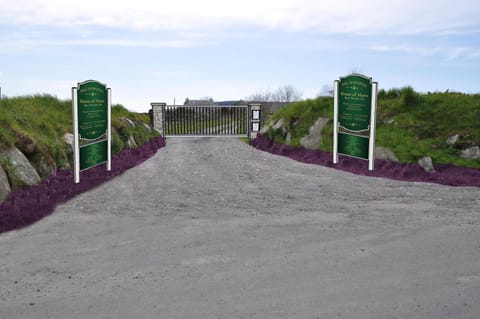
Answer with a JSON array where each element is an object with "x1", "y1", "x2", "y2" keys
[
  {"x1": 250, "y1": 134, "x2": 480, "y2": 188},
  {"x1": 0, "y1": 136, "x2": 165, "y2": 234}
]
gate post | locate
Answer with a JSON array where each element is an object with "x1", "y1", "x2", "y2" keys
[
  {"x1": 248, "y1": 103, "x2": 261, "y2": 139},
  {"x1": 151, "y1": 102, "x2": 166, "y2": 136}
]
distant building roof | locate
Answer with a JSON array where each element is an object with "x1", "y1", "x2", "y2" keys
[
  {"x1": 214, "y1": 100, "x2": 248, "y2": 106},
  {"x1": 182, "y1": 98, "x2": 288, "y2": 111},
  {"x1": 184, "y1": 98, "x2": 215, "y2": 106}
]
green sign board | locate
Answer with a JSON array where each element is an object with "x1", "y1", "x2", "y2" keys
[
  {"x1": 78, "y1": 81, "x2": 108, "y2": 140},
  {"x1": 338, "y1": 74, "x2": 372, "y2": 132},
  {"x1": 79, "y1": 140, "x2": 108, "y2": 171},
  {"x1": 338, "y1": 133, "x2": 369, "y2": 160},
  {"x1": 333, "y1": 74, "x2": 377, "y2": 170},
  {"x1": 73, "y1": 80, "x2": 111, "y2": 183}
]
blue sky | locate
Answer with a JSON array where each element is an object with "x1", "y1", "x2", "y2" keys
[{"x1": 1, "y1": 0, "x2": 479, "y2": 112}]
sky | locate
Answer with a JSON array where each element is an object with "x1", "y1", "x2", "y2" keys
[{"x1": 1, "y1": 0, "x2": 479, "y2": 113}]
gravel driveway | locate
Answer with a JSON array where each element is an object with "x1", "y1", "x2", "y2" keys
[{"x1": 1, "y1": 137, "x2": 479, "y2": 319}]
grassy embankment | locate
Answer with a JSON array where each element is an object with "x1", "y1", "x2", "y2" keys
[
  {"x1": 0, "y1": 94, "x2": 158, "y2": 188},
  {"x1": 265, "y1": 87, "x2": 480, "y2": 169}
]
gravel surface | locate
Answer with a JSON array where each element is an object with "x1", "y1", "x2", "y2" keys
[{"x1": 1, "y1": 137, "x2": 479, "y2": 319}]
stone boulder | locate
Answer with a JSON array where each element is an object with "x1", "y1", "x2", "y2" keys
[
  {"x1": 127, "y1": 135, "x2": 137, "y2": 148},
  {"x1": 460, "y1": 146, "x2": 480, "y2": 160},
  {"x1": 375, "y1": 147, "x2": 399, "y2": 162},
  {"x1": 300, "y1": 117, "x2": 329, "y2": 150},
  {"x1": 446, "y1": 134, "x2": 460, "y2": 146},
  {"x1": 285, "y1": 132, "x2": 292, "y2": 144},
  {"x1": 63, "y1": 133, "x2": 74, "y2": 148},
  {"x1": 418, "y1": 156, "x2": 435, "y2": 172},
  {"x1": 16, "y1": 134, "x2": 36, "y2": 155},
  {"x1": 0, "y1": 147, "x2": 41, "y2": 187},
  {"x1": 272, "y1": 118, "x2": 286, "y2": 132},
  {"x1": 121, "y1": 117, "x2": 136, "y2": 128},
  {"x1": 259, "y1": 118, "x2": 287, "y2": 135},
  {"x1": 30, "y1": 152, "x2": 57, "y2": 178},
  {"x1": 0, "y1": 164, "x2": 11, "y2": 203},
  {"x1": 142, "y1": 123, "x2": 152, "y2": 133},
  {"x1": 259, "y1": 124, "x2": 270, "y2": 134}
]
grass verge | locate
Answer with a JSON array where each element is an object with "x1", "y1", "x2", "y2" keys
[{"x1": 264, "y1": 88, "x2": 480, "y2": 169}]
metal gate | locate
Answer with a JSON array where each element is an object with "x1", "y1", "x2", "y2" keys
[{"x1": 161, "y1": 105, "x2": 250, "y2": 137}]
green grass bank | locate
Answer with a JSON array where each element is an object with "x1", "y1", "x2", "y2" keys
[
  {"x1": 265, "y1": 87, "x2": 480, "y2": 169},
  {"x1": 0, "y1": 94, "x2": 158, "y2": 188}
]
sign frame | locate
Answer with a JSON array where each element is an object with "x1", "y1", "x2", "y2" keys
[
  {"x1": 333, "y1": 73, "x2": 377, "y2": 171},
  {"x1": 72, "y1": 80, "x2": 111, "y2": 183}
]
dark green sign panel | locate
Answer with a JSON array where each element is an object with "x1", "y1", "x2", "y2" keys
[
  {"x1": 334, "y1": 73, "x2": 377, "y2": 170},
  {"x1": 80, "y1": 140, "x2": 107, "y2": 171},
  {"x1": 76, "y1": 80, "x2": 109, "y2": 172},
  {"x1": 78, "y1": 81, "x2": 108, "y2": 140},
  {"x1": 73, "y1": 79, "x2": 111, "y2": 183},
  {"x1": 338, "y1": 75, "x2": 372, "y2": 132},
  {"x1": 338, "y1": 133, "x2": 369, "y2": 160}
]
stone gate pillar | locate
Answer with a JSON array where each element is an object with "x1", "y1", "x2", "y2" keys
[
  {"x1": 248, "y1": 103, "x2": 262, "y2": 139},
  {"x1": 151, "y1": 102, "x2": 166, "y2": 136}
]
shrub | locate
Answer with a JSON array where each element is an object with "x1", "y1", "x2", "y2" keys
[{"x1": 401, "y1": 86, "x2": 423, "y2": 108}]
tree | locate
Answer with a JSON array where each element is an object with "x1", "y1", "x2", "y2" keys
[
  {"x1": 246, "y1": 85, "x2": 302, "y2": 102},
  {"x1": 246, "y1": 89, "x2": 274, "y2": 102},
  {"x1": 273, "y1": 85, "x2": 303, "y2": 102}
]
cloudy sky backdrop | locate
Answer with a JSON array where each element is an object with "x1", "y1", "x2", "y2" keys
[{"x1": 1, "y1": 0, "x2": 479, "y2": 112}]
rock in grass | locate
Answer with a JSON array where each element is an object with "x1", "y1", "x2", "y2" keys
[
  {"x1": 63, "y1": 133, "x2": 74, "y2": 147},
  {"x1": 121, "y1": 117, "x2": 136, "y2": 128},
  {"x1": 375, "y1": 147, "x2": 399, "y2": 162},
  {"x1": 259, "y1": 125, "x2": 270, "y2": 134},
  {"x1": 127, "y1": 135, "x2": 137, "y2": 148},
  {"x1": 446, "y1": 134, "x2": 460, "y2": 146},
  {"x1": 286, "y1": 132, "x2": 292, "y2": 144},
  {"x1": 418, "y1": 156, "x2": 435, "y2": 172},
  {"x1": 142, "y1": 123, "x2": 152, "y2": 133},
  {"x1": 0, "y1": 147, "x2": 41, "y2": 187},
  {"x1": 0, "y1": 165, "x2": 11, "y2": 203},
  {"x1": 460, "y1": 146, "x2": 480, "y2": 160},
  {"x1": 300, "y1": 117, "x2": 329, "y2": 150},
  {"x1": 31, "y1": 152, "x2": 57, "y2": 178},
  {"x1": 272, "y1": 118, "x2": 285, "y2": 132},
  {"x1": 259, "y1": 118, "x2": 287, "y2": 137},
  {"x1": 16, "y1": 134, "x2": 37, "y2": 155}
]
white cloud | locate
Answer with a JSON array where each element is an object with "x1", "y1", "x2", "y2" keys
[
  {"x1": 370, "y1": 44, "x2": 480, "y2": 60},
  {"x1": 0, "y1": 29, "x2": 215, "y2": 54},
  {"x1": 1, "y1": 0, "x2": 479, "y2": 35},
  {"x1": 445, "y1": 47, "x2": 472, "y2": 60},
  {"x1": 65, "y1": 38, "x2": 213, "y2": 48},
  {"x1": 370, "y1": 45, "x2": 441, "y2": 56}
]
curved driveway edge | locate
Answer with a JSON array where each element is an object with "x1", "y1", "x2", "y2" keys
[
  {"x1": 0, "y1": 136, "x2": 165, "y2": 234},
  {"x1": 250, "y1": 134, "x2": 480, "y2": 187}
]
